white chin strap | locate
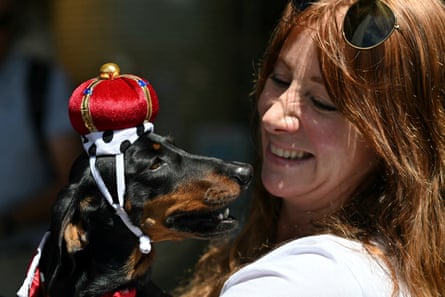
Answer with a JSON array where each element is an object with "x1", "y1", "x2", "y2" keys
[{"x1": 83, "y1": 122, "x2": 153, "y2": 254}]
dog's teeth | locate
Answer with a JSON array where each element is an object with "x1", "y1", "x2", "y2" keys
[{"x1": 224, "y1": 208, "x2": 230, "y2": 218}]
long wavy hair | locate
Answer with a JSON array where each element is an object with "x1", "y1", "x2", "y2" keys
[{"x1": 176, "y1": 1, "x2": 445, "y2": 296}]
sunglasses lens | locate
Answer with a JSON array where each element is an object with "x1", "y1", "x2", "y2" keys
[{"x1": 343, "y1": 1, "x2": 396, "y2": 49}]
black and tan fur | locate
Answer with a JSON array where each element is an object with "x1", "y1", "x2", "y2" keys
[{"x1": 35, "y1": 131, "x2": 252, "y2": 297}]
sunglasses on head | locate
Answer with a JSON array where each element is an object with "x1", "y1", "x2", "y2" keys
[{"x1": 291, "y1": 0, "x2": 398, "y2": 50}]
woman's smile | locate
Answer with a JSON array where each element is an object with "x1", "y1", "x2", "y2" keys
[{"x1": 269, "y1": 143, "x2": 313, "y2": 161}]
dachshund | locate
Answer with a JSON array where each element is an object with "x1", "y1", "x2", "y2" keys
[{"x1": 20, "y1": 131, "x2": 252, "y2": 297}]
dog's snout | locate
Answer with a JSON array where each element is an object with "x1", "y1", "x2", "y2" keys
[{"x1": 227, "y1": 161, "x2": 253, "y2": 189}]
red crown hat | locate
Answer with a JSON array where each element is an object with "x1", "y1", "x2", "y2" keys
[{"x1": 69, "y1": 63, "x2": 159, "y2": 135}]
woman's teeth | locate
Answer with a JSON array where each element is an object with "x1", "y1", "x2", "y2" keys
[{"x1": 270, "y1": 144, "x2": 309, "y2": 160}]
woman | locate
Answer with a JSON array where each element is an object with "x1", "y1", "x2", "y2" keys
[{"x1": 177, "y1": 0, "x2": 445, "y2": 296}]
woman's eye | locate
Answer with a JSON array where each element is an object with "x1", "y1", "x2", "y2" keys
[
  {"x1": 269, "y1": 75, "x2": 290, "y2": 88},
  {"x1": 310, "y1": 96, "x2": 337, "y2": 112}
]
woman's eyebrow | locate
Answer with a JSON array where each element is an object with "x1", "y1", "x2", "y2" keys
[
  {"x1": 310, "y1": 76, "x2": 324, "y2": 85},
  {"x1": 274, "y1": 56, "x2": 291, "y2": 70}
]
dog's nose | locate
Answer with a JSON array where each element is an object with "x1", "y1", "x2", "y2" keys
[{"x1": 227, "y1": 161, "x2": 253, "y2": 189}]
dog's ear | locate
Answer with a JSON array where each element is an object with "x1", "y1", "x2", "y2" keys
[
  {"x1": 64, "y1": 222, "x2": 88, "y2": 253},
  {"x1": 56, "y1": 183, "x2": 92, "y2": 255},
  {"x1": 39, "y1": 182, "x2": 87, "y2": 292}
]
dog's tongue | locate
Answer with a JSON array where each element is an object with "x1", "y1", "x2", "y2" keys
[{"x1": 102, "y1": 288, "x2": 136, "y2": 297}]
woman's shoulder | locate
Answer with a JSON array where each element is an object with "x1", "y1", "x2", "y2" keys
[
  {"x1": 264, "y1": 234, "x2": 383, "y2": 263},
  {"x1": 220, "y1": 234, "x2": 397, "y2": 297}
]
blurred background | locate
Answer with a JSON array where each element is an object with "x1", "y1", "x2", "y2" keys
[{"x1": 0, "y1": 0, "x2": 287, "y2": 295}]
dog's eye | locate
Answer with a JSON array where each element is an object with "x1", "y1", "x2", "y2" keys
[{"x1": 149, "y1": 157, "x2": 165, "y2": 171}]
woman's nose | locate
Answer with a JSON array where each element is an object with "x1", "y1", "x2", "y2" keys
[{"x1": 261, "y1": 99, "x2": 300, "y2": 134}]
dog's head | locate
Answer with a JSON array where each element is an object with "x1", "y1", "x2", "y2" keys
[
  {"x1": 117, "y1": 131, "x2": 253, "y2": 242},
  {"x1": 139, "y1": 135, "x2": 252, "y2": 241},
  {"x1": 39, "y1": 130, "x2": 252, "y2": 295}
]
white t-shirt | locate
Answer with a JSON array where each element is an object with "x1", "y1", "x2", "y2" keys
[{"x1": 220, "y1": 234, "x2": 406, "y2": 297}]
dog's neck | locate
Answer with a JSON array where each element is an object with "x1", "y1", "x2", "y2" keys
[
  {"x1": 22, "y1": 267, "x2": 138, "y2": 297},
  {"x1": 19, "y1": 231, "x2": 148, "y2": 297},
  {"x1": 37, "y1": 221, "x2": 156, "y2": 297}
]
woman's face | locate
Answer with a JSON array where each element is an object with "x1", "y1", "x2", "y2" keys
[{"x1": 258, "y1": 27, "x2": 377, "y2": 213}]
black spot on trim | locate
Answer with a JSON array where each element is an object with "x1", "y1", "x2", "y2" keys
[
  {"x1": 103, "y1": 131, "x2": 114, "y2": 143},
  {"x1": 88, "y1": 144, "x2": 97, "y2": 156},
  {"x1": 120, "y1": 140, "x2": 131, "y2": 153}
]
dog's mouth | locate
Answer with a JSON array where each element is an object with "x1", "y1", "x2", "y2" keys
[{"x1": 164, "y1": 207, "x2": 238, "y2": 238}]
